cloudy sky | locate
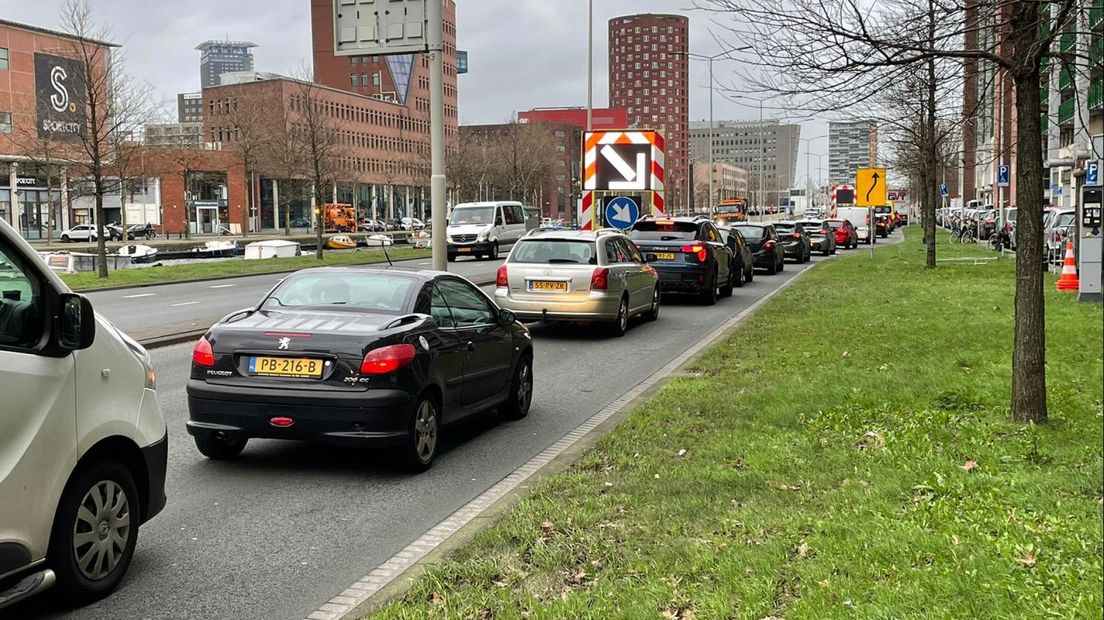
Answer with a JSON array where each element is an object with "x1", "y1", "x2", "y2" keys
[{"x1": 1, "y1": 0, "x2": 830, "y2": 182}]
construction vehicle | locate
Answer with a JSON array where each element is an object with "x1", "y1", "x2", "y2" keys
[{"x1": 324, "y1": 203, "x2": 357, "y2": 232}]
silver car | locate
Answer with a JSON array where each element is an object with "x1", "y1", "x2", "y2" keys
[{"x1": 494, "y1": 229, "x2": 660, "y2": 336}]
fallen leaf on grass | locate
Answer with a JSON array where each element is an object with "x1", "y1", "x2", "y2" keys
[
  {"x1": 879, "y1": 364, "x2": 889, "y2": 371},
  {"x1": 818, "y1": 579, "x2": 830, "y2": 588},
  {"x1": 795, "y1": 542, "x2": 811, "y2": 558},
  {"x1": 841, "y1": 351, "x2": 851, "y2": 358},
  {"x1": 539, "y1": 521, "x2": 555, "y2": 543},
  {"x1": 492, "y1": 577, "x2": 509, "y2": 588},
  {"x1": 677, "y1": 448, "x2": 687, "y2": 457},
  {"x1": 961, "y1": 459, "x2": 978, "y2": 472},
  {"x1": 771, "y1": 481, "x2": 802, "y2": 491},
  {"x1": 429, "y1": 592, "x2": 445, "y2": 607},
  {"x1": 1015, "y1": 551, "x2": 1037, "y2": 568}
]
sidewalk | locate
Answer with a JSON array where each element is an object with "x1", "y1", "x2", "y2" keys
[{"x1": 366, "y1": 230, "x2": 1104, "y2": 619}]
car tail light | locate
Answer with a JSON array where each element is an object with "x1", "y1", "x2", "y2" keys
[
  {"x1": 591, "y1": 267, "x2": 610, "y2": 290},
  {"x1": 361, "y1": 343, "x2": 417, "y2": 375},
  {"x1": 792, "y1": 233, "x2": 801, "y2": 239},
  {"x1": 270, "y1": 416, "x2": 294, "y2": 427},
  {"x1": 192, "y1": 336, "x2": 215, "y2": 367},
  {"x1": 496, "y1": 264, "x2": 508, "y2": 287},
  {"x1": 764, "y1": 240, "x2": 775, "y2": 249},
  {"x1": 681, "y1": 244, "x2": 708, "y2": 262},
  {"x1": 820, "y1": 229, "x2": 828, "y2": 235}
]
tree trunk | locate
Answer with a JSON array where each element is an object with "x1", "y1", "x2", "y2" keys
[
  {"x1": 1008, "y1": 1, "x2": 1047, "y2": 424},
  {"x1": 315, "y1": 180, "x2": 324, "y2": 260},
  {"x1": 94, "y1": 179, "x2": 108, "y2": 278},
  {"x1": 923, "y1": 0, "x2": 937, "y2": 267}
]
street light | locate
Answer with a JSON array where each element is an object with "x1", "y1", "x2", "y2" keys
[
  {"x1": 800, "y1": 135, "x2": 828, "y2": 214},
  {"x1": 681, "y1": 46, "x2": 751, "y2": 217}
]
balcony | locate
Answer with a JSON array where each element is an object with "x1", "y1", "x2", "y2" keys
[
  {"x1": 1057, "y1": 96, "x2": 1075, "y2": 125},
  {"x1": 1091, "y1": 0, "x2": 1102, "y2": 30},
  {"x1": 1058, "y1": 67, "x2": 1074, "y2": 92},
  {"x1": 1059, "y1": 31, "x2": 1075, "y2": 54},
  {"x1": 1090, "y1": 80, "x2": 1103, "y2": 111}
]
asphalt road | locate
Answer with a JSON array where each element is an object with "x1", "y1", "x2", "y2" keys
[
  {"x1": 14, "y1": 234, "x2": 888, "y2": 619},
  {"x1": 84, "y1": 253, "x2": 506, "y2": 338}
]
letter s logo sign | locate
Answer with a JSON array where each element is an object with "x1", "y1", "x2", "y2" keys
[{"x1": 50, "y1": 66, "x2": 70, "y2": 114}]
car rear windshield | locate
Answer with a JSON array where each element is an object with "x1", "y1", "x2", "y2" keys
[
  {"x1": 262, "y1": 272, "x2": 415, "y2": 314},
  {"x1": 510, "y1": 239, "x2": 597, "y2": 264},
  {"x1": 825, "y1": 220, "x2": 843, "y2": 229},
  {"x1": 774, "y1": 224, "x2": 795, "y2": 232},
  {"x1": 797, "y1": 221, "x2": 822, "y2": 229},
  {"x1": 630, "y1": 221, "x2": 698, "y2": 241},
  {"x1": 734, "y1": 225, "x2": 766, "y2": 239}
]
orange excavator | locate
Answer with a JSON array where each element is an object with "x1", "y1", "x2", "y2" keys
[{"x1": 324, "y1": 203, "x2": 357, "y2": 232}]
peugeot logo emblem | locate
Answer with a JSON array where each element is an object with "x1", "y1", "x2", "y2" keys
[{"x1": 278, "y1": 337, "x2": 291, "y2": 350}]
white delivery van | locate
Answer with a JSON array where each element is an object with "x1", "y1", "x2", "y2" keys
[
  {"x1": 0, "y1": 218, "x2": 167, "y2": 610},
  {"x1": 446, "y1": 201, "x2": 528, "y2": 261},
  {"x1": 836, "y1": 207, "x2": 876, "y2": 244}
]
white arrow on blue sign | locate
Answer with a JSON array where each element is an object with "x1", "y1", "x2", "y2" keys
[
  {"x1": 1087, "y1": 161, "x2": 1100, "y2": 186},
  {"x1": 604, "y1": 196, "x2": 640, "y2": 230},
  {"x1": 997, "y1": 165, "x2": 1010, "y2": 187},
  {"x1": 940, "y1": 183, "x2": 949, "y2": 198}
]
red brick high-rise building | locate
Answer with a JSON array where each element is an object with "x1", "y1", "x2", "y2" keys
[{"x1": 608, "y1": 14, "x2": 689, "y2": 211}]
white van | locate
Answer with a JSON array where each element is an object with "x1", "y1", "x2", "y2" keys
[
  {"x1": 0, "y1": 218, "x2": 167, "y2": 609},
  {"x1": 835, "y1": 207, "x2": 876, "y2": 244},
  {"x1": 446, "y1": 201, "x2": 528, "y2": 261}
]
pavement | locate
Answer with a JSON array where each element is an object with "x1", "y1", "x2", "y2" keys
[{"x1": 11, "y1": 231, "x2": 901, "y2": 619}]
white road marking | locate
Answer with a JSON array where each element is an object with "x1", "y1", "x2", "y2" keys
[
  {"x1": 171, "y1": 301, "x2": 199, "y2": 307},
  {"x1": 123, "y1": 293, "x2": 155, "y2": 299},
  {"x1": 209, "y1": 284, "x2": 236, "y2": 289}
]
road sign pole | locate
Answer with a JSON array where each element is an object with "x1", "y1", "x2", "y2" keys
[{"x1": 429, "y1": 0, "x2": 447, "y2": 271}]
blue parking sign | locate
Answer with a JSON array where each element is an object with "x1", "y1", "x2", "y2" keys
[
  {"x1": 940, "y1": 183, "x2": 949, "y2": 198},
  {"x1": 1087, "y1": 161, "x2": 1100, "y2": 186},
  {"x1": 997, "y1": 165, "x2": 1010, "y2": 187}
]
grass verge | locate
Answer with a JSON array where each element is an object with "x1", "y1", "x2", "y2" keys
[
  {"x1": 59, "y1": 247, "x2": 427, "y2": 291},
  {"x1": 371, "y1": 229, "x2": 1103, "y2": 619}
]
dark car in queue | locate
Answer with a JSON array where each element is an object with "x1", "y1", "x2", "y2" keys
[
  {"x1": 773, "y1": 221, "x2": 813, "y2": 263},
  {"x1": 186, "y1": 267, "x2": 534, "y2": 472},
  {"x1": 796, "y1": 219, "x2": 837, "y2": 256},
  {"x1": 733, "y1": 223, "x2": 784, "y2": 275},
  {"x1": 824, "y1": 218, "x2": 858, "y2": 249},
  {"x1": 717, "y1": 225, "x2": 755, "y2": 286},
  {"x1": 629, "y1": 217, "x2": 734, "y2": 305}
]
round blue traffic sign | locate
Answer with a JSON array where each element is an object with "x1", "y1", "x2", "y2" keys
[{"x1": 604, "y1": 196, "x2": 639, "y2": 230}]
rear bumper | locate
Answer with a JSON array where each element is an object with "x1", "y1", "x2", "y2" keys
[
  {"x1": 752, "y1": 251, "x2": 777, "y2": 267},
  {"x1": 494, "y1": 289, "x2": 621, "y2": 321},
  {"x1": 186, "y1": 381, "x2": 414, "y2": 447},
  {"x1": 781, "y1": 242, "x2": 805, "y2": 257},
  {"x1": 140, "y1": 433, "x2": 168, "y2": 523},
  {"x1": 654, "y1": 265, "x2": 711, "y2": 292}
]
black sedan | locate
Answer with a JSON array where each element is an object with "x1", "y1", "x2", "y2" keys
[
  {"x1": 773, "y1": 221, "x2": 812, "y2": 263},
  {"x1": 733, "y1": 223, "x2": 785, "y2": 275},
  {"x1": 718, "y1": 225, "x2": 755, "y2": 286},
  {"x1": 796, "y1": 219, "x2": 837, "y2": 256},
  {"x1": 186, "y1": 267, "x2": 534, "y2": 472}
]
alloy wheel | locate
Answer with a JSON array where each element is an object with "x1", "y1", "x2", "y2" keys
[
  {"x1": 414, "y1": 400, "x2": 438, "y2": 463},
  {"x1": 72, "y1": 480, "x2": 131, "y2": 582},
  {"x1": 516, "y1": 360, "x2": 533, "y2": 413}
]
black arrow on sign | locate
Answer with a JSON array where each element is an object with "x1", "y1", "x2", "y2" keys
[{"x1": 866, "y1": 172, "x2": 881, "y2": 203}]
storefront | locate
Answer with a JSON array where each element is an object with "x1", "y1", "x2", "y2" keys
[{"x1": 1, "y1": 163, "x2": 66, "y2": 240}]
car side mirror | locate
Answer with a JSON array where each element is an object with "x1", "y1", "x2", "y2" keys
[
  {"x1": 498, "y1": 308, "x2": 517, "y2": 326},
  {"x1": 59, "y1": 293, "x2": 95, "y2": 350}
]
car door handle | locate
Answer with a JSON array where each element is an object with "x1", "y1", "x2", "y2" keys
[{"x1": 466, "y1": 341, "x2": 475, "y2": 352}]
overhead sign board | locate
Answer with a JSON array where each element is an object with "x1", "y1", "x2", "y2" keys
[
  {"x1": 855, "y1": 167, "x2": 887, "y2": 207},
  {"x1": 583, "y1": 130, "x2": 665, "y2": 192},
  {"x1": 34, "y1": 53, "x2": 86, "y2": 139},
  {"x1": 333, "y1": 0, "x2": 427, "y2": 56}
]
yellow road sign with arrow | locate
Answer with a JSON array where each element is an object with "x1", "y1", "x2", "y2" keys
[{"x1": 855, "y1": 167, "x2": 887, "y2": 207}]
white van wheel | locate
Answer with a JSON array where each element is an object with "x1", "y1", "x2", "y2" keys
[
  {"x1": 50, "y1": 460, "x2": 140, "y2": 603},
  {"x1": 489, "y1": 242, "x2": 499, "y2": 260}
]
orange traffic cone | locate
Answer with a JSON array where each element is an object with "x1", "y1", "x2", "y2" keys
[{"x1": 1056, "y1": 241, "x2": 1080, "y2": 292}]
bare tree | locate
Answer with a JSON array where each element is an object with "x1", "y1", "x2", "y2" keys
[
  {"x1": 221, "y1": 92, "x2": 272, "y2": 236},
  {"x1": 290, "y1": 75, "x2": 346, "y2": 259},
  {"x1": 698, "y1": 0, "x2": 1088, "y2": 423},
  {"x1": 58, "y1": 0, "x2": 156, "y2": 277}
]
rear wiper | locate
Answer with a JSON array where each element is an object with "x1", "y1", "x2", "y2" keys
[
  {"x1": 547, "y1": 258, "x2": 581, "y2": 264},
  {"x1": 660, "y1": 236, "x2": 682, "y2": 241}
]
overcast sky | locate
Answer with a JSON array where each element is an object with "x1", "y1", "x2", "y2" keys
[{"x1": 1, "y1": 0, "x2": 831, "y2": 183}]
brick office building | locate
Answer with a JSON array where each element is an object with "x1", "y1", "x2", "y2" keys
[
  {"x1": 195, "y1": 0, "x2": 460, "y2": 233},
  {"x1": 608, "y1": 14, "x2": 689, "y2": 212}
]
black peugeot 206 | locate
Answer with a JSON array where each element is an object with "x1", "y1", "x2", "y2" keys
[{"x1": 186, "y1": 267, "x2": 534, "y2": 472}]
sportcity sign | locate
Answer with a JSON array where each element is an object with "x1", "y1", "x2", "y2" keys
[{"x1": 34, "y1": 52, "x2": 86, "y2": 139}]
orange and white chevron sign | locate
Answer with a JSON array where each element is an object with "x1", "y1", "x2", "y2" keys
[{"x1": 583, "y1": 130, "x2": 665, "y2": 192}]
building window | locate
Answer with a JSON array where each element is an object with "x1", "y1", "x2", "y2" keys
[
  {"x1": 350, "y1": 74, "x2": 357, "y2": 87},
  {"x1": 351, "y1": 56, "x2": 359, "y2": 65},
  {"x1": 0, "y1": 48, "x2": 8, "y2": 70},
  {"x1": 361, "y1": 72, "x2": 369, "y2": 86},
  {"x1": 372, "y1": 72, "x2": 381, "y2": 86},
  {"x1": 0, "y1": 111, "x2": 11, "y2": 134}
]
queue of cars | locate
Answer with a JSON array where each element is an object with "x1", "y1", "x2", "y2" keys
[{"x1": 1, "y1": 209, "x2": 883, "y2": 610}]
